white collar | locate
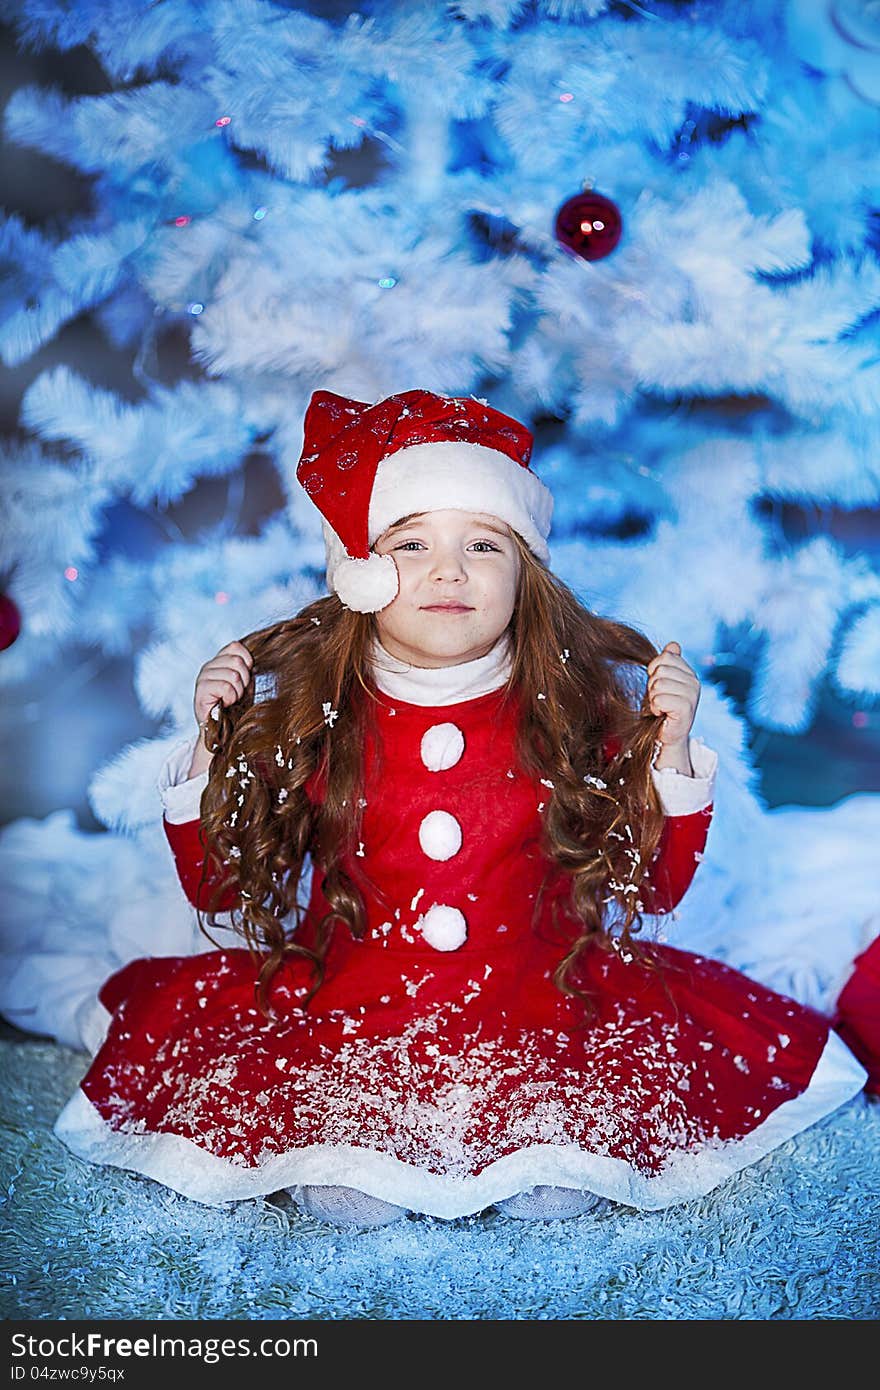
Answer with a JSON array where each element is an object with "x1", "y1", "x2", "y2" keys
[{"x1": 368, "y1": 631, "x2": 512, "y2": 707}]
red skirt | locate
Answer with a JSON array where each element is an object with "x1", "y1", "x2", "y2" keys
[{"x1": 53, "y1": 928, "x2": 866, "y2": 1217}]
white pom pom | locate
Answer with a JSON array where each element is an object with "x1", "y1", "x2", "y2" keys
[
  {"x1": 418, "y1": 809, "x2": 462, "y2": 861},
  {"x1": 331, "y1": 552, "x2": 399, "y2": 613},
  {"x1": 420, "y1": 722, "x2": 465, "y2": 771},
  {"x1": 418, "y1": 903, "x2": 468, "y2": 952}
]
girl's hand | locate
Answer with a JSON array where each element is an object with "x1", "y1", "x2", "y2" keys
[
  {"x1": 647, "y1": 641, "x2": 700, "y2": 748},
  {"x1": 193, "y1": 640, "x2": 254, "y2": 740}
]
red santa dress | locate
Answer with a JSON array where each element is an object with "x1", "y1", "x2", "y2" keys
[{"x1": 53, "y1": 636, "x2": 867, "y2": 1217}]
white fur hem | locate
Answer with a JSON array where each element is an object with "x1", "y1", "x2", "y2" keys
[{"x1": 52, "y1": 1032, "x2": 866, "y2": 1218}]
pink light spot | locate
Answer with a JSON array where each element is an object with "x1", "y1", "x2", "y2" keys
[
  {"x1": 852, "y1": 710, "x2": 869, "y2": 728},
  {"x1": 214, "y1": 591, "x2": 230, "y2": 604},
  {"x1": 559, "y1": 92, "x2": 574, "y2": 102},
  {"x1": 64, "y1": 566, "x2": 78, "y2": 581},
  {"x1": 174, "y1": 216, "x2": 191, "y2": 227},
  {"x1": 215, "y1": 116, "x2": 232, "y2": 127}
]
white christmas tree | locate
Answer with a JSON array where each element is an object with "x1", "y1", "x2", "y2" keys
[{"x1": 1, "y1": 0, "x2": 879, "y2": 1048}]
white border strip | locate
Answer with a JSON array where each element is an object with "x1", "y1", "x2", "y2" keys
[{"x1": 52, "y1": 1032, "x2": 867, "y2": 1218}]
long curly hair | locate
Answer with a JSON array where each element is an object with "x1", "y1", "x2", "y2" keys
[{"x1": 196, "y1": 523, "x2": 669, "y2": 1020}]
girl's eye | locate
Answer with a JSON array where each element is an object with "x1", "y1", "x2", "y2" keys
[{"x1": 394, "y1": 540, "x2": 500, "y2": 552}]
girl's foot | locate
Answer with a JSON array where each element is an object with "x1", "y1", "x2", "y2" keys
[
  {"x1": 291, "y1": 1183, "x2": 408, "y2": 1227},
  {"x1": 495, "y1": 1185, "x2": 607, "y2": 1220}
]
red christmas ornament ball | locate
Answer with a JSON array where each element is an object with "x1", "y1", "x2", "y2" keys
[
  {"x1": 554, "y1": 189, "x2": 622, "y2": 261},
  {"x1": 0, "y1": 593, "x2": 21, "y2": 650}
]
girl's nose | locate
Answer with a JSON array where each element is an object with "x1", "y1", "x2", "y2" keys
[{"x1": 429, "y1": 549, "x2": 468, "y2": 580}]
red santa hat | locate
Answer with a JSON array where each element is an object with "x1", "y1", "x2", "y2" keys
[{"x1": 295, "y1": 387, "x2": 554, "y2": 613}]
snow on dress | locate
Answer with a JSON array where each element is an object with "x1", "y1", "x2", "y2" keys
[{"x1": 53, "y1": 637, "x2": 867, "y2": 1216}]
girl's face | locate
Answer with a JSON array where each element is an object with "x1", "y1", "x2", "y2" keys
[{"x1": 372, "y1": 509, "x2": 520, "y2": 668}]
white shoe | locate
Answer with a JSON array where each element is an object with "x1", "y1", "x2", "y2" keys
[
  {"x1": 495, "y1": 1185, "x2": 607, "y2": 1220},
  {"x1": 291, "y1": 1184, "x2": 408, "y2": 1227}
]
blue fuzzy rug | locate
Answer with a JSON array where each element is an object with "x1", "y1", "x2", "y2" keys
[{"x1": 1, "y1": 1033, "x2": 877, "y2": 1321}]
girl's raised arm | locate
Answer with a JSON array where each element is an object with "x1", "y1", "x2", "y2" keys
[
  {"x1": 187, "y1": 639, "x2": 255, "y2": 778},
  {"x1": 161, "y1": 639, "x2": 255, "y2": 911}
]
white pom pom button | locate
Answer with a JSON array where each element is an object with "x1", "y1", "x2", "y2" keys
[
  {"x1": 418, "y1": 903, "x2": 468, "y2": 952},
  {"x1": 418, "y1": 809, "x2": 462, "y2": 861},
  {"x1": 420, "y1": 722, "x2": 465, "y2": 771}
]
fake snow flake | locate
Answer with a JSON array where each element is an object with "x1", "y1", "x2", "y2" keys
[
  {"x1": 559, "y1": 649, "x2": 570, "y2": 663},
  {"x1": 733, "y1": 1055, "x2": 750, "y2": 1073},
  {"x1": 506, "y1": 769, "x2": 515, "y2": 779},
  {"x1": 274, "y1": 1058, "x2": 287, "y2": 1071},
  {"x1": 466, "y1": 892, "x2": 478, "y2": 901},
  {"x1": 355, "y1": 842, "x2": 366, "y2": 857},
  {"x1": 322, "y1": 702, "x2": 338, "y2": 728},
  {"x1": 228, "y1": 845, "x2": 241, "y2": 859},
  {"x1": 275, "y1": 745, "x2": 285, "y2": 766},
  {"x1": 693, "y1": 851, "x2": 704, "y2": 862},
  {"x1": 539, "y1": 778, "x2": 555, "y2": 789},
  {"x1": 417, "y1": 903, "x2": 468, "y2": 952},
  {"x1": 277, "y1": 788, "x2": 288, "y2": 805},
  {"x1": 418, "y1": 810, "x2": 462, "y2": 861},
  {"x1": 226, "y1": 766, "x2": 236, "y2": 779},
  {"x1": 537, "y1": 692, "x2": 546, "y2": 700},
  {"x1": 584, "y1": 775, "x2": 607, "y2": 789},
  {"x1": 310, "y1": 617, "x2": 321, "y2": 624},
  {"x1": 410, "y1": 887, "x2": 425, "y2": 912},
  {"x1": 420, "y1": 722, "x2": 465, "y2": 771},
  {"x1": 778, "y1": 1033, "x2": 790, "y2": 1048}
]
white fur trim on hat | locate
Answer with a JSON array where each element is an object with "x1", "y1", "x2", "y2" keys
[{"x1": 370, "y1": 441, "x2": 553, "y2": 563}]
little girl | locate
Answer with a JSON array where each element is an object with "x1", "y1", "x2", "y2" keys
[{"x1": 53, "y1": 388, "x2": 868, "y2": 1226}]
